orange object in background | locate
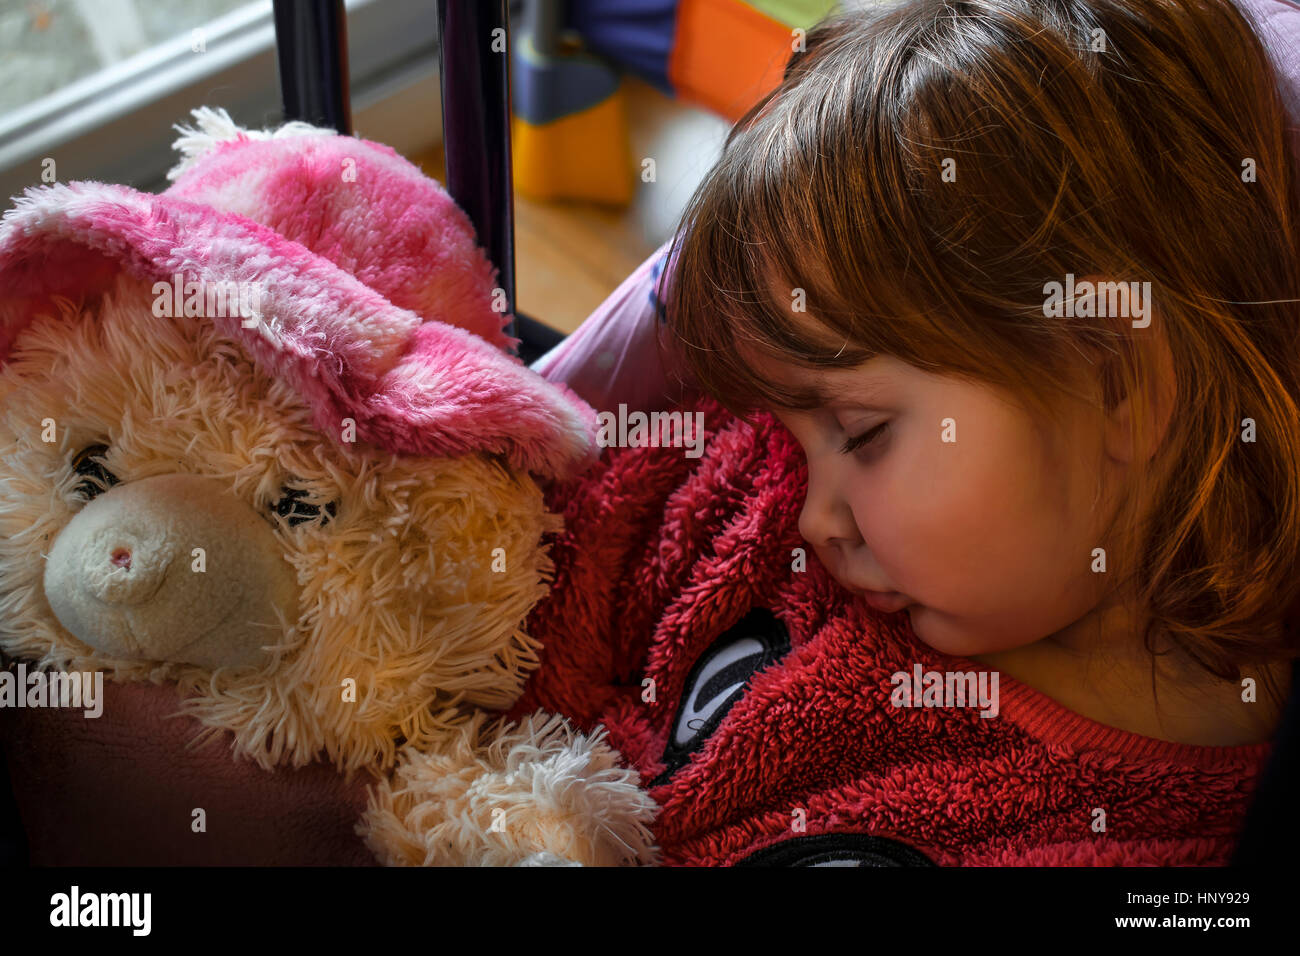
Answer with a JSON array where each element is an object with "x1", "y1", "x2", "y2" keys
[
  {"x1": 510, "y1": 0, "x2": 840, "y2": 204},
  {"x1": 512, "y1": 75, "x2": 634, "y2": 205},
  {"x1": 668, "y1": 0, "x2": 796, "y2": 122}
]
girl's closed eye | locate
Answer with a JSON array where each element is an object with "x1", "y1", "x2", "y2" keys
[{"x1": 839, "y1": 420, "x2": 888, "y2": 456}]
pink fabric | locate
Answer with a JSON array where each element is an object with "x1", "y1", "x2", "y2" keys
[
  {"x1": 531, "y1": 239, "x2": 693, "y2": 414},
  {"x1": 0, "y1": 134, "x2": 599, "y2": 483},
  {"x1": 1241, "y1": 0, "x2": 1300, "y2": 146}
]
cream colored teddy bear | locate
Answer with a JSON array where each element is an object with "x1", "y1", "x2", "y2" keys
[{"x1": 0, "y1": 109, "x2": 658, "y2": 866}]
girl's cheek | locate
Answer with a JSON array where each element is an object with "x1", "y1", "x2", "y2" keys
[
  {"x1": 867, "y1": 452, "x2": 974, "y2": 587},
  {"x1": 846, "y1": 484, "x2": 911, "y2": 578}
]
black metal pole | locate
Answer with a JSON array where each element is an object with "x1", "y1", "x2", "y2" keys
[
  {"x1": 436, "y1": 0, "x2": 518, "y2": 347},
  {"x1": 272, "y1": 0, "x2": 352, "y2": 135}
]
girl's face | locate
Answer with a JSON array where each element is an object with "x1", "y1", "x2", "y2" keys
[{"x1": 757, "y1": 352, "x2": 1122, "y2": 658}]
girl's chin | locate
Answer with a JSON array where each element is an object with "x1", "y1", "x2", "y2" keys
[
  {"x1": 902, "y1": 611, "x2": 983, "y2": 658},
  {"x1": 908, "y1": 621, "x2": 1029, "y2": 665}
]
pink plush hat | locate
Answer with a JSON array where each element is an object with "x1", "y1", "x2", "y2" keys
[{"x1": 0, "y1": 107, "x2": 599, "y2": 481}]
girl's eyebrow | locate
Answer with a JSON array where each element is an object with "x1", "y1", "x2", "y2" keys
[
  {"x1": 754, "y1": 357, "x2": 891, "y2": 407},
  {"x1": 811, "y1": 376, "x2": 892, "y2": 408}
]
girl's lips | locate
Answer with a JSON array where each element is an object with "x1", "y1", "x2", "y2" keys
[{"x1": 857, "y1": 589, "x2": 911, "y2": 614}]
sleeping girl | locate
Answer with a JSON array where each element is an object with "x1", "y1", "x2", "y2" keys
[
  {"x1": 663, "y1": 0, "x2": 1300, "y2": 751},
  {"x1": 527, "y1": 0, "x2": 1300, "y2": 864}
]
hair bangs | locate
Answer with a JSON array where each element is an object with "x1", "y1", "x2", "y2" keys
[{"x1": 660, "y1": 39, "x2": 963, "y2": 417}]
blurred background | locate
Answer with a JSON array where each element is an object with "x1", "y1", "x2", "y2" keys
[{"x1": 0, "y1": 0, "x2": 838, "y2": 334}]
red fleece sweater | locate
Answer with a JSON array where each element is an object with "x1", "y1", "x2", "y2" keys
[{"x1": 507, "y1": 397, "x2": 1271, "y2": 866}]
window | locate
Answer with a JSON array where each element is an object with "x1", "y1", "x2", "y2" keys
[{"x1": 0, "y1": 0, "x2": 442, "y2": 200}]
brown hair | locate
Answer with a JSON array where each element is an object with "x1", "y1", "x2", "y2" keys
[{"x1": 658, "y1": 0, "x2": 1300, "y2": 695}]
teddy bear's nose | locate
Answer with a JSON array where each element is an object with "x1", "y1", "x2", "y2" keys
[
  {"x1": 43, "y1": 473, "x2": 301, "y2": 669},
  {"x1": 77, "y1": 532, "x2": 172, "y2": 607},
  {"x1": 58, "y1": 524, "x2": 172, "y2": 608}
]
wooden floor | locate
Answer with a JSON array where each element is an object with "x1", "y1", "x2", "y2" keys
[{"x1": 411, "y1": 75, "x2": 727, "y2": 337}]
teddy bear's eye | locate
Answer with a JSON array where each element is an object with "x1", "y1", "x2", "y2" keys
[
  {"x1": 71, "y1": 444, "x2": 120, "y2": 501},
  {"x1": 271, "y1": 486, "x2": 338, "y2": 527}
]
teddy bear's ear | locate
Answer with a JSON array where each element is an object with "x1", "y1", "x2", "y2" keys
[{"x1": 163, "y1": 106, "x2": 516, "y2": 353}]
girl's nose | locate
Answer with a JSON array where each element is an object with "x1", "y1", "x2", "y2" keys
[{"x1": 798, "y1": 463, "x2": 860, "y2": 550}]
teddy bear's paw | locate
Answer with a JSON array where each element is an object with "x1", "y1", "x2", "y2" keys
[{"x1": 358, "y1": 710, "x2": 661, "y2": 867}]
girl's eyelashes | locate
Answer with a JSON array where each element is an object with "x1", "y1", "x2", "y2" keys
[{"x1": 839, "y1": 421, "x2": 888, "y2": 456}]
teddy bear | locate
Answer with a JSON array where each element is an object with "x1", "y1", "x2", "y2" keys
[{"x1": 0, "y1": 108, "x2": 658, "y2": 867}]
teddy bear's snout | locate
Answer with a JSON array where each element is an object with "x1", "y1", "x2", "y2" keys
[{"x1": 43, "y1": 473, "x2": 301, "y2": 669}]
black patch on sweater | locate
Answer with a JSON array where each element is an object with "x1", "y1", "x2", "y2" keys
[{"x1": 648, "y1": 607, "x2": 791, "y2": 788}]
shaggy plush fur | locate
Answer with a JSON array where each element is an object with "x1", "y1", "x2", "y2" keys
[
  {"x1": 362, "y1": 709, "x2": 659, "y2": 866},
  {"x1": 0, "y1": 277, "x2": 561, "y2": 776}
]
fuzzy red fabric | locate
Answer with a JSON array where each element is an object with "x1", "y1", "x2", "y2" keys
[{"x1": 508, "y1": 397, "x2": 1272, "y2": 866}]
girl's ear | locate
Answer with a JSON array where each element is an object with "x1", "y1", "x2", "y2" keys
[{"x1": 1078, "y1": 275, "x2": 1177, "y2": 466}]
